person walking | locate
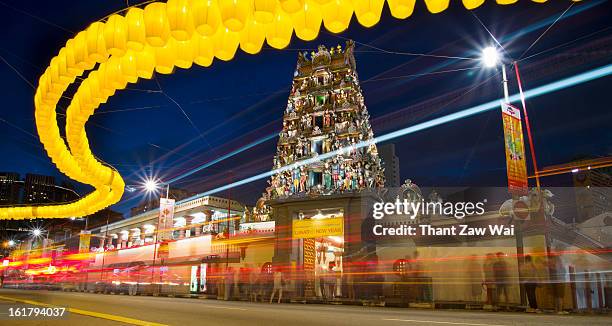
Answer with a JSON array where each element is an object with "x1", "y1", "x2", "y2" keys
[
  {"x1": 483, "y1": 253, "x2": 497, "y2": 309},
  {"x1": 467, "y1": 254, "x2": 482, "y2": 302},
  {"x1": 223, "y1": 267, "x2": 234, "y2": 301},
  {"x1": 548, "y1": 254, "x2": 568, "y2": 314},
  {"x1": 493, "y1": 252, "x2": 509, "y2": 309},
  {"x1": 238, "y1": 265, "x2": 249, "y2": 300},
  {"x1": 520, "y1": 255, "x2": 539, "y2": 312},
  {"x1": 270, "y1": 270, "x2": 283, "y2": 303}
]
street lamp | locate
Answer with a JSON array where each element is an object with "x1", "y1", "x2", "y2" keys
[
  {"x1": 482, "y1": 45, "x2": 529, "y2": 306},
  {"x1": 481, "y1": 45, "x2": 541, "y2": 190},
  {"x1": 481, "y1": 46, "x2": 500, "y2": 68},
  {"x1": 144, "y1": 178, "x2": 159, "y2": 193},
  {"x1": 481, "y1": 46, "x2": 510, "y2": 103},
  {"x1": 31, "y1": 228, "x2": 43, "y2": 238},
  {"x1": 141, "y1": 177, "x2": 170, "y2": 295},
  {"x1": 8, "y1": 240, "x2": 15, "y2": 247},
  {"x1": 142, "y1": 178, "x2": 169, "y2": 198}
]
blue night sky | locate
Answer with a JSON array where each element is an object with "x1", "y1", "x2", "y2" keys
[{"x1": 0, "y1": 0, "x2": 610, "y2": 214}]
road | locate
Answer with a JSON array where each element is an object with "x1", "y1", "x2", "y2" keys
[{"x1": 0, "y1": 289, "x2": 609, "y2": 326}]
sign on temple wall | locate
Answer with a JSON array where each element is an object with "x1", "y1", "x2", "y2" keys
[{"x1": 292, "y1": 217, "x2": 344, "y2": 239}]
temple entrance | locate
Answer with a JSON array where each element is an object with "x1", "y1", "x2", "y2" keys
[
  {"x1": 314, "y1": 235, "x2": 344, "y2": 299},
  {"x1": 294, "y1": 208, "x2": 344, "y2": 299}
]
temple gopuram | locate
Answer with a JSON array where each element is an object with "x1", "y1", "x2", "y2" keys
[
  {"x1": 257, "y1": 41, "x2": 385, "y2": 300},
  {"x1": 263, "y1": 40, "x2": 385, "y2": 201}
]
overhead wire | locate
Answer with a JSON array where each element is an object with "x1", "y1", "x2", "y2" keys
[
  {"x1": 519, "y1": 2, "x2": 576, "y2": 60},
  {"x1": 326, "y1": 32, "x2": 477, "y2": 61}
]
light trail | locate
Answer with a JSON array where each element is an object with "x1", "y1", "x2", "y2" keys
[
  {"x1": 164, "y1": 133, "x2": 277, "y2": 185},
  {"x1": 177, "y1": 63, "x2": 612, "y2": 201}
]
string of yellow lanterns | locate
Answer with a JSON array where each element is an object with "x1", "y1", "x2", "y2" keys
[{"x1": 0, "y1": 0, "x2": 581, "y2": 220}]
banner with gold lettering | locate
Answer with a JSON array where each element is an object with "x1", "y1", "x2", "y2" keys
[
  {"x1": 501, "y1": 103, "x2": 528, "y2": 195},
  {"x1": 292, "y1": 217, "x2": 343, "y2": 239}
]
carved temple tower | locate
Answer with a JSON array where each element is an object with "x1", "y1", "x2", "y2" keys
[
  {"x1": 258, "y1": 41, "x2": 385, "y2": 300},
  {"x1": 264, "y1": 41, "x2": 385, "y2": 201}
]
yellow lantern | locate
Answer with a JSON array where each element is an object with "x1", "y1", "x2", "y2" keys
[
  {"x1": 279, "y1": 0, "x2": 304, "y2": 13},
  {"x1": 48, "y1": 58, "x2": 62, "y2": 87},
  {"x1": 213, "y1": 27, "x2": 240, "y2": 61},
  {"x1": 126, "y1": 8, "x2": 147, "y2": 51},
  {"x1": 322, "y1": 0, "x2": 353, "y2": 34},
  {"x1": 120, "y1": 52, "x2": 138, "y2": 83},
  {"x1": 265, "y1": 9, "x2": 293, "y2": 49},
  {"x1": 173, "y1": 38, "x2": 195, "y2": 69},
  {"x1": 56, "y1": 51, "x2": 76, "y2": 84},
  {"x1": 63, "y1": 43, "x2": 80, "y2": 74},
  {"x1": 193, "y1": 33, "x2": 214, "y2": 67},
  {"x1": 218, "y1": 0, "x2": 250, "y2": 32},
  {"x1": 73, "y1": 31, "x2": 95, "y2": 70},
  {"x1": 155, "y1": 42, "x2": 176, "y2": 74},
  {"x1": 62, "y1": 41, "x2": 82, "y2": 76},
  {"x1": 253, "y1": 0, "x2": 277, "y2": 24},
  {"x1": 167, "y1": 0, "x2": 195, "y2": 41},
  {"x1": 353, "y1": 0, "x2": 384, "y2": 27},
  {"x1": 423, "y1": 0, "x2": 449, "y2": 13},
  {"x1": 135, "y1": 48, "x2": 156, "y2": 79},
  {"x1": 192, "y1": 0, "x2": 222, "y2": 36},
  {"x1": 104, "y1": 15, "x2": 127, "y2": 56},
  {"x1": 496, "y1": 0, "x2": 518, "y2": 4},
  {"x1": 292, "y1": 1, "x2": 322, "y2": 41},
  {"x1": 144, "y1": 2, "x2": 171, "y2": 47},
  {"x1": 106, "y1": 58, "x2": 127, "y2": 90},
  {"x1": 240, "y1": 19, "x2": 266, "y2": 54},
  {"x1": 462, "y1": 0, "x2": 485, "y2": 10},
  {"x1": 86, "y1": 22, "x2": 108, "y2": 62}
]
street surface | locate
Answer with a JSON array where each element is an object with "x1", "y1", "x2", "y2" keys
[{"x1": 0, "y1": 289, "x2": 609, "y2": 326}]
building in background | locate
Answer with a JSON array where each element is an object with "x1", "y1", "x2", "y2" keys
[
  {"x1": 0, "y1": 172, "x2": 21, "y2": 205},
  {"x1": 23, "y1": 174, "x2": 55, "y2": 203},
  {"x1": 0, "y1": 172, "x2": 79, "y2": 205},
  {"x1": 378, "y1": 143, "x2": 400, "y2": 188},
  {"x1": 572, "y1": 158, "x2": 612, "y2": 224}
]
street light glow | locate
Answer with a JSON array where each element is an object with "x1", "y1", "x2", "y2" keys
[
  {"x1": 8, "y1": 240, "x2": 15, "y2": 246},
  {"x1": 143, "y1": 179, "x2": 159, "y2": 193},
  {"x1": 482, "y1": 46, "x2": 500, "y2": 68},
  {"x1": 31, "y1": 228, "x2": 42, "y2": 237}
]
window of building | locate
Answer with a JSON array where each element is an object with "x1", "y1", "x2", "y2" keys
[
  {"x1": 393, "y1": 259, "x2": 408, "y2": 275},
  {"x1": 312, "y1": 139, "x2": 322, "y2": 155},
  {"x1": 261, "y1": 262, "x2": 273, "y2": 275}
]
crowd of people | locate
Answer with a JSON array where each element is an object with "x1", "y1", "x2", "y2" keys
[
  {"x1": 481, "y1": 252, "x2": 567, "y2": 313},
  {"x1": 207, "y1": 264, "x2": 289, "y2": 304}
]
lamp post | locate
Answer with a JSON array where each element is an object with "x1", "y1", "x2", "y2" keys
[
  {"x1": 143, "y1": 178, "x2": 171, "y2": 295},
  {"x1": 481, "y1": 46, "x2": 527, "y2": 307}
]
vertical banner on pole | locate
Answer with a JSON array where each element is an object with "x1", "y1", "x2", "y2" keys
[
  {"x1": 158, "y1": 198, "x2": 176, "y2": 241},
  {"x1": 501, "y1": 102, "x2": 529, "y2": 195},
  {"x1": 78, "y1": 230, "x2": 92, "y2": 253}
]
